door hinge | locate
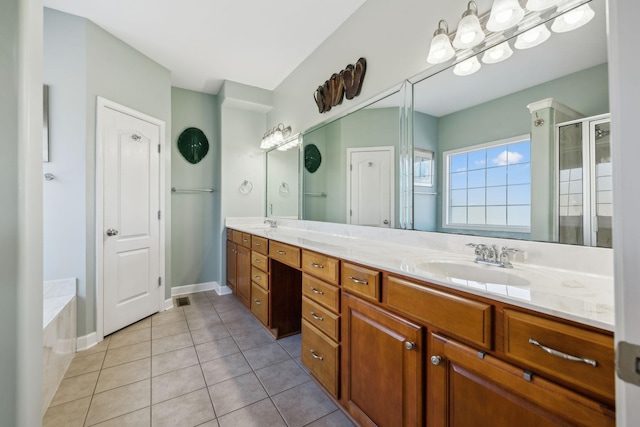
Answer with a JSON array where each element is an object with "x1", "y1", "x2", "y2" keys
[
  {"x1": 350, "y1": 164, "x2": 352, "y2": 171},
  {"x1": 158, "y1": 210, "x2": 161, "y2": 220},
  {"x1": 158, "y1": 144, "x2": 161, "y2": 153},
  {"x1": 158, "y1": 277, "x2": 162, "y2": 287},
  {"x1": 350, "y1": 209, "x2": 352, "y2": 216}
]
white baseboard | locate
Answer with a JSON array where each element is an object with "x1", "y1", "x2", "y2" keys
[
  {"x1": 76, "y1": 332, "x2": 98, "y2": 352},
  {"x1": 164, "y1": 298, "x2": 174, "y2": 311},
  {"x1": 213, "y1": 282, "x2": 232, "y2": 295},
  {"x1": 171, "y1": 281, "x2": 217, "y2": 296}
]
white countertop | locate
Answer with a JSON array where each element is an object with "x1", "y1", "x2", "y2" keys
[{"x1": 226, "y1": 218, "x2": 614, "y2": 331}]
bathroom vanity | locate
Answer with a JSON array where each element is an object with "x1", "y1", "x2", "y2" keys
[{"x1": 226, "y1": 219, "x2": 614, "y2": 427}]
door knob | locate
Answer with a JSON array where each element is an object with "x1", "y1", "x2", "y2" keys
[
  {"x1": 405, "y1": 341, "x2": 416, "y2": 350},
  {"x1": 431, "y1": 355, "x2": 442, "y2": 366},
  {"x1": 383, "y1": 219, "x2": 389, "y2": 225},
  {"x1": 106, "y1": 228, "x2": 119, "y2": 236}
]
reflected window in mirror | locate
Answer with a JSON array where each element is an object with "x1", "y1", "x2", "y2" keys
[
  {"x1": 444, "y1": 135, "x2": 531, "y2": 232},
  {"x1": 414, "y1": 149, "x2": 434, "y2": 187}
]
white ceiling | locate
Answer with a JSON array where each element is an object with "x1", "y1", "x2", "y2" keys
[{"x1": 43, "y1": 0, "x2": 368, "y2": 94}]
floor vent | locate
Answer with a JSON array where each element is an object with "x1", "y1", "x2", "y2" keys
[{"x1": 175, "y1": 296, "x2": 191, "y2": 307}]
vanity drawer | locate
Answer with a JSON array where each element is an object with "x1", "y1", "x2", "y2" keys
[
  {"x1": 302, "y1": 274, "x2": 340, "y2": 313},
  {"x1": 251, "y1": 251, "x2": 268, "y2": 272},
  {"x1": 503, "y1": 309, "x2": 614, "y2": 403},
  {"x1": 342, "y1": 262, "x2": 381, "y2": 302},
  {"x1": 226, "y1": 228, "x2": 233, "y2": 240},
  {"x1": 387, "y1": 276, "x2": 493, "y2": 350},
  {"x1": 302, "y1": 250, "x2": 340, "y2": 285},
  {"x1": 252, "y1": 235, "x2": 268, "y2": 255},
  {"x1": 269, "y1": 241, "x2": 301, "y2": 268},
  {"x1": 302, "y1": 319, "x2": 339, "y2": 398},
  {"x1": 302, "y1": 297, "x2": 340, "y2": 342},
  {"x1": 232, "y1": 230, "x2": 251, "y2": 248},
  {"x1": 251, "y1": 283, "x2": 269, "y2": 326},
  {"x1": 251, "y1": 266, "x2": 268, "y2": 290}
]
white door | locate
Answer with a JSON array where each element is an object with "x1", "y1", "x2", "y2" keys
[
  {"x1": 101, "y1": 104, "x2": 162, "y2": 335},
  {"x1": 347, "y1": 147, "x2": 394, "y2": 227}
]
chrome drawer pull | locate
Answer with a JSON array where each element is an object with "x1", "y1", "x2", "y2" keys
[
  {"x1": 310, "y1": 311, "x2": 324, "y2": 321},
  {"x1": 349, "y1": 276, "x2": 368, "y2": 285},
  {"x1": 310, "y1": 349, "x2": 324, "y2": 361},
  {"x1": 277, "y1": 250, "x2": 286, "y2": 255},
  {"x1": 243, "y1": 239, "x2": 248, "y2": 242},
  {"x1": 254, "y1": 299, "x2": 261, "y2": 305},
  {"x1": 310, "y1": 287, "x2": 324, "y2": 295},
  {"x1": 528, "y1": 338, "x2": 597, "y2": 367},
  {"x1": 254, "y1": 275, "x2": 261, "y2": 280},
  {"x1": 254, "y1": 259, "x2": 261, "y2": 263},
  {"x1": 255, "y1": 242, "x2": 261, "y2": 246},
  {"x1": 311, "y1": 262, "x2": 324, "y2": 269}
]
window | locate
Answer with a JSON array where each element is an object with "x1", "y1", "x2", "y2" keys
[
  {"x1": 444, "y1": 135, "x2": 531, "y2": 231},
  {"x1": 414, "y1": 149, "x2": 434, "y2": 187}
]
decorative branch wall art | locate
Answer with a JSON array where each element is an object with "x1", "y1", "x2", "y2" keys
[{"x1": 314, "y1": 57, "x2": 367, "y2": 114}]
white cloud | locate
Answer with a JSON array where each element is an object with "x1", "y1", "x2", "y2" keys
[{"x1": 492, "y1": 150, "x2": 523, "y2": 166}]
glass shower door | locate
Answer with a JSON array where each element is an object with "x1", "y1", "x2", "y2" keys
[
  {"x1": 558, "y1": 122, "x2": 585, "y2": 245},
  {"x1": 591, "y1": 119, "x2": 612, "y2": 248}
]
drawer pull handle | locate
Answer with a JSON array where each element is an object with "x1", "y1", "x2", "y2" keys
[
  {"x1": 405, "y1": 341, "x2": 416, "y2": 351},
  {"x1": 528, "y1": 338, "x2": 597, "y2": 367},
  {"x1": 254, "y1": 259, "x2": 261, "y2": 263},
  {"x1": 310, "y1": 311, "x2": 324, "y2": 321},
  {"x1": 254, "y1": 275, "x2": 261, "y2": 280},
  {"x1": 277, "y1": 250, "x2": 286, "y2": 255},
  {"x1": 243, "y1": 239, "x2": 248, "y2": 242},
  {"x1": 255, "y1": 242, "x2": 261, "y2": 246},
  {"x1": 310, "y1": 349, "x2": 324, "y2": 361},
  {"x1": 311, "y1": 262, "x2": 324, "y2": 269},
  {"x1": 310, "y1": 287, "x2": 324, "y2": 295},
  {"x1": 254, "y1": 299, "x2": 261, "y2": 305},
  {"x1": 349, "y1": 276, "x2": 368, "y2": 285},
  {"x1": 431, "y1": 355, "x2": 442, "y2": 366}
]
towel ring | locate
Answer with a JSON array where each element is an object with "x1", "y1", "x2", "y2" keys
[
  {"x1": 279, "y1": 182, "x2": 290, "y2": 196},
  {"x1": 239, "y1": 180, "x2": 253, "y2": 195}
]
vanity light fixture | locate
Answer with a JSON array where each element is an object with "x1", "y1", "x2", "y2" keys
[
  {"x1": 514, "y1": 21, "x2": 551, "y2": 49},
  {"x1": 453, "y1": 2, "x2": 485, "y2": 49},
  {"x1": 482, "y1": 39, "x2": 514, "y2": 64},
  {"x1": 486, "y1": 0, "x2": 525, "y2": 32},
  {"x1": 276, "y1": 133, "x2": 302, "y2": 151},
  {"x1": 260, "y1": 123, "x2": 292, "y2": 150},
  {"x1": 453, "y1": 53, "x2": 482, "y2": 76},
  {"x1": 551, "y1": 2, "x2": 595, "y2": 33},
  {"x1": 525, "y1": 0, "x2": 562, "y2": 11},
  {"x1": 427, "y1": 20, "x2": 456, "y2": 64}
]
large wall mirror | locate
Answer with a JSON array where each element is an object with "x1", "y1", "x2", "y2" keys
[
  {"x1": 279, "y1": 0, "x2": 610, "y2": 247},
  {"x1": 266, "y1": 142, "x2": 301, "y2": 219}
]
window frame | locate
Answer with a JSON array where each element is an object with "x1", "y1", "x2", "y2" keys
[{"x1": 442, "y1": 134, "x2": 532, "y2": 233}]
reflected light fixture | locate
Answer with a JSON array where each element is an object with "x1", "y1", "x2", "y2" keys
[
  {"x1": 260, "y1": 123, "x2": 292, "y2": 150},
  {"x1": 427, "y1": 20, "x2": 455, "y2": 64},
  {"x1": 551, "y1": 2, "x2": 595, "y2": 33},
  {"x1": 514, "y1": 21, "x2": 551, "y2": 49},
  {"x1": 486, "y1": 0, "x2": 525, "y2": 32},
  {"x1": 453, "y1": 53, "x2": 482, "y2": 76},
  {"x1": 276, "y1": 133, "x2": 302, "y2": 151},
  {"x1": 453, "y1": 2, "x2": 485, "y2": 49},
  {"x1": 525, "y1": 0, "x2": 562, "y2": 11},
  {"x1": 482, "y1": 39, "x2": 514, "y2": 64}
]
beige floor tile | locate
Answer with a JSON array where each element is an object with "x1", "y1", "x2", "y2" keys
[
  {"x1": 194, "y1": 336, "x2": 240, "y2": 364},
  {"x1": 231, "y1": 327, "x2": 275, "y2": 351},
  {"x1": 90, "y1": 407, "x2": 151, "y2": 427},
  {"x1": 95, "y1": 358, "x2": 151, "y2": 393},
  {"x1": 272, "y1": 381, "x2": 337, "y2": 427},
  {"x1": 85, "y1": 379, "x2": 150, "y2": 426},
  {"x1": 151, "y1": 346, "x2": 199, "y2": 377},
  {"x1": 208, "y1": 372, "x2": 267, "y2": 416},
  {"x1": 217, "y1": 398, "x2": 286, "y2": 427},
  {"x1": 211, "y1": 299, "x2": 243, "y2": 314},
  {"x1": 278, "y1": 333, "x2": 302, "y2": 357},
  {"x1": 224, "y1": 316, "x2": 263, "y2": 335},
  {"x1": 151, "y1": 331, "x2": 193, "y2": 356},
  {"x1": 151, "y1": 310, "x2": 186, "y2": 326},
  {"x1": 151, "y1": 319, "x2": 189, "y2": 340},
  {"x1": 242, "y1": 343, "x2": 290, "y2": 370},
  {"x1": 183, "y1": 304, "x2": 218, "y2": 317},
  {"x1": 114, "y1": 316, "x2": 152, "y2": 334},
  {"x1": 197, "y1": 420, "x2": 220, "y2": 427},
  {"x1": 109, "y1": 327, "x2": 151, "y2": 349},
  {"x1": 50, "y1": 370, "x2": 99, "y2": 407},
  {"x1": 187, "y1": 315, "x2": 224, "y2": 331},
  {"x1": 190, "y1": 324, "x2": 230, "y2": 345},
  {"x1": 151, "y1": 364, "x2": 205, "y2": 405},
  {"x1": 218, "y1": 307, "x2": 254, "y2": 323},
  {"x1": 254, "y1": 359, "x2": 310, "y2": 396},
  {"x1": 64, "y1": 351, "x2": 105, "y2": 378},
  {"x1": 43, "y1": 396, "x2": 91, "y2": 427},
  {"x1": 305, "y1": 410, "x2": 357, "y2": 427},
  {"x1": 77, "y1": 337, "x2": 110, "y2": 355},
  {"x1": 201, "y1": 352, "x2": 251, "y2": 386},
  {"x1": 151, "y1": 388, "x2": 215, "y2": 427},
  {"x1": 103, "y1": 341, "x2": 151, "y2": 368}
]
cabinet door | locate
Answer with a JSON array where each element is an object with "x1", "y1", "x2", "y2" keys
[
  {"x1": 236, "y1": 245, "x2": 251, "y2": 308},
  {"x1": 226, "y1": 240, "x2": 237, "y2": 291},
  {"x1": 428, "y1": 333, "x2": 615, "y2": 427},
  {"x1": 342, "y1": 294, "x2": 423, "y2": 427}
]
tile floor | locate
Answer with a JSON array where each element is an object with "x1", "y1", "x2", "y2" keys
[{"x1": 43, "y1": 291, "x2": 356, "y2": 427}]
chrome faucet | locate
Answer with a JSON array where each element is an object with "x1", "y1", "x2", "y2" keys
[
  {"x1": 466, "y1": 243, "x2": 521, "y2": 268},
  {"x1": 264, "y1": 219, "x2": 277, "y2": 229}
]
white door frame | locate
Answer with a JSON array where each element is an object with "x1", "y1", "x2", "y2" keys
[
  {"x1": 95, "y1": 96, "x2": 166, "y2": 342},
  {"x1": 346, "y1": 146, "x2": 395, "y2": 227}
]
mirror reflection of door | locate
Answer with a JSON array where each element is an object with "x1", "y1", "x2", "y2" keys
[{"x1": 347, "y1": 147, "x2": 394, "y2": 228}]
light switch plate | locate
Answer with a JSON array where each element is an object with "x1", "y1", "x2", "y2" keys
[{"x1": 617, "y1": 341, "x2": 640, "y2": 386}]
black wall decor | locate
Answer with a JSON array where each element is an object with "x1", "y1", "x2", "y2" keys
[{"x1": 178, "y1": 127, "x2": 209, "y2": 164}]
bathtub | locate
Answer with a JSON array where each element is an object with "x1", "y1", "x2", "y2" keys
[{"x1": 42, "y1": 278, "x2": 77, "y2": 415}]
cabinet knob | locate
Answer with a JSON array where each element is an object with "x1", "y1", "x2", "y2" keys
[
  {"x1": 405, "y1": 341, "x2": 416, "y2": 351},
  {"x1": 431, "y1": 355, "x2": 442, "y2": 366}
]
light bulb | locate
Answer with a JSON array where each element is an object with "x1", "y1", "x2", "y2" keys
[
  {"x1": 453, "y1": 2, "x2": 485, "y2": 49},
  {"x1": 496, "y1": 9, "x2": 513, "y2": 24},
  {"x1": 482, "y1": 41, "x2": 513, "y2": 64},
  {"x1": 551, "y1": 3, "x2": 595, "y2": 33},
  {"x1": 427, "y1": 22, "x2": 455, "y2": 64},
  {"x1": 486, "y1": 0, "x2": 525, "y2": 32},
  {"x1": 453, "y1": 55, "x2": 481, "y2": 76}
]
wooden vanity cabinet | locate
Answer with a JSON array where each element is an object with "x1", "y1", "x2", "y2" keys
[
  {"x1": 428, "y1": 333, "x2": 615, "y2": 427},
  {"x1": 225, "y1": 239, "x2": 237, "y2": 293},
  {"x1": 342, "y1": 293, "x2": 424, "y2": 427},
  {"x1": 226, "y1": 229, "x2": 251, "y2": 308},
  {"x1": 251, "y1": 250, "x2": 269, "y2": 327}
]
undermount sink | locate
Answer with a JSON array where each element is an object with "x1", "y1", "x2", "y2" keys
[{"x1": 415, "y1": 260, "x2": 531, "y2": 287}]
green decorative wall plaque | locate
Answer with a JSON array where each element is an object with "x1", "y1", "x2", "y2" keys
[
  {"x1": 305, "y1": 144, "x2": 322, "y2": 173},
  {"x1": 178, "y1": 127, "x2": 209, "y2": 164}
]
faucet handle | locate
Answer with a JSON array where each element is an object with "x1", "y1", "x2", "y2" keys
[{"x1": 501, "y1": 247, "x2": 522, "y2": 254}]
